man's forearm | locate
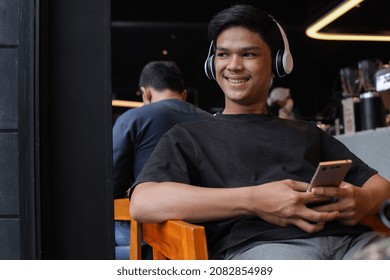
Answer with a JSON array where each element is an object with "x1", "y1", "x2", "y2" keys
[{"x1": 130, "y1": 182, "x2": 252, "y2": 223}]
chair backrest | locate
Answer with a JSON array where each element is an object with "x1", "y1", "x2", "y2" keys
[{"x1": 336, "y1": 128, "x2": 390, "y2": 181}]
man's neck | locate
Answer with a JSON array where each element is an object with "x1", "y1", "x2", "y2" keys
[
  {"x1": 151, "y1": 90, "x2": 184, "y2": 103},
  {"x1": 222, "y1": 102, "x2": 267, "y2": 115}
]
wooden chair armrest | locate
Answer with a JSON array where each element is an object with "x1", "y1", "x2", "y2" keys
[{"x1": 141, "y1": 219, "x2": 208, "y2": 260}]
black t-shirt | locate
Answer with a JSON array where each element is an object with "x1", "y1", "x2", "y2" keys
[{"x1": 132, "y1": 113, "x2": 377, "y2": 259}]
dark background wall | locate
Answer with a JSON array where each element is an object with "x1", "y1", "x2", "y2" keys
[
  {"x1": 0, "y1": 0, "x2": 114, "y2": 259},
  {"x1": 39, "y1": 0, "x2": 114, "y2": 259}
]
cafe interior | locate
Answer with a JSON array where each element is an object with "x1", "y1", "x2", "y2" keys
[
  {"x1": 112, "y1": 0, "x2": 390, "y2": 134},
  {"x1": 1, "y1": 0, "x2": 390, "y2": 261}
]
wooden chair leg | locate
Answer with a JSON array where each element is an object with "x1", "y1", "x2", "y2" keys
[{"x1": 130, "y1": 217, "x2": 142, "y2": 260}]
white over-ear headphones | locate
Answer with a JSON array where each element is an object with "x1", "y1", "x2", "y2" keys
[
  {"x1": 204, "y1": 16, "x2": 293, "y2": 80},
  {"x1": 272, "y1": 18, "x2": 293, "y2": 77},
  {"x1": 204, "y1": 41, "x2": 216, "y2": 80}
]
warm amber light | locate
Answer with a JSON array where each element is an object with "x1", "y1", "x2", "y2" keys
[
  {"x1": 306, "y1": 0, "x2": 390, "y2": 42},
  {"x1": 112, "y1": 99, "x2": 143, "y2": 108}
]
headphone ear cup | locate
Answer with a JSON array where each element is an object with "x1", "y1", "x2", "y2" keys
[
  {"x1": 204, "y1": 41, "x2": 216, "y2": 80},
  {"x1": 274, "y1": 48, "x2": 293, "y2": 77},
  {"x1": 274, "y1": 49, "x2": 286, "y2": 77},
  {"x1": 204, "y1": 54, "x2": 216, "y2": 80}
]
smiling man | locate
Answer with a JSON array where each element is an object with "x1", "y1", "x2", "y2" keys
[{"x1": 129, "y1": 4, "x2": 390, "y2": 260}]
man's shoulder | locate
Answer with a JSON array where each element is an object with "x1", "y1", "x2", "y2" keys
[
  {"x1": 170, "y1": 116, "x2": 214, "y2": 131},
  {"x1": 115, "y1": 106, "x2": 147, "y2": 121},
  {"x1": 119, "y1": 102, "x2": 168, "y2": 117},
  {"x1": 166, "y1": 99, "x2": 211, "y2": 115}
]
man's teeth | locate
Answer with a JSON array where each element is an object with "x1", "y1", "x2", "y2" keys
[{"x1": 228, "y1": 78, "x2": 248, "y2": 84}]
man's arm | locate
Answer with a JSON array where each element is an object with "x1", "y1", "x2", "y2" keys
[
  {"x1": 361, "y1": 174, "x2": 390, "y2": 213},
  {"x1": 130, "y1": 180, "x2": 340, "y2": 233}
]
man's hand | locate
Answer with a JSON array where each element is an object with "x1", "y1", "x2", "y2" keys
[
  {"x1": 310, "y1": 182, "x2": 372, "y2": 226},
  {"x1": 250, "y1": 179, "x2": 340, "y2": 233}
]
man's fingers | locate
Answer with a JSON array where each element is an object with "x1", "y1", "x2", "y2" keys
[{"x1": 293, "y1": 219, "x2": 325, "y2": 233}]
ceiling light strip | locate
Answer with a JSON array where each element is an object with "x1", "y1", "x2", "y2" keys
[{"x1": 306, "y1": 0, "x2": 390, "y2": 41}]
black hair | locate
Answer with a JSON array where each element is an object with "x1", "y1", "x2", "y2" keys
[
  {"x1": 207, "y1": 4, "x2": 282, "y2": 62},
  {"x1": 138, "y1": 61, "x2": 185, "y2": 92}
]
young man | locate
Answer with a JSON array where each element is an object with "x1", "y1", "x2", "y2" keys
[
  {"x1": 129, "y1": 5, "x2": 390, "y2": 259},
  {"x1": 112, "y1": 61, "x2": 211, "y2": 259}
]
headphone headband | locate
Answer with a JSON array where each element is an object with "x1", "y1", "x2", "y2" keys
[{"x1": 271, "y1": 17, "x2": 293, "y2": 77}]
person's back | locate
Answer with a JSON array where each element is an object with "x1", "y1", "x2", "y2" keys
[
  {"x1": 113, "y1": 98, "x2": 210, "y2": 194},
  {"x1": 112, "y1": 61, "x2": 211, "y2": 259}
]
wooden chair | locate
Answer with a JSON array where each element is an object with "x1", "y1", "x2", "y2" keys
[
  {"x1": 129, "y1": 210, "x2": 208, "y2": 260},
  {"x1": 114, "y1": 198, "x2": 208, "y2": 260},
  {"x1": 133, "y1": 219, "x2": 208, "y2": 260}
]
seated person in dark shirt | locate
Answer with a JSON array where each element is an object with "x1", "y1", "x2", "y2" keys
[
  {"x1": 112, "y1": 60, "x2": 211, "y2": 259},
  {"x1": 129, "y1": 5, "x2": 390, "y2": 260}
]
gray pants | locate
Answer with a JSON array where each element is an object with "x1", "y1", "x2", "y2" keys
[{"x1": 225, "y1": 232, "x2": 383, "y2": 260}]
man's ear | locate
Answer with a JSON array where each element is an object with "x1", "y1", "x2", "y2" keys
[
  {"x1": 181, "y1": 90, "x2": 188, "y2": 101},
  {"x1": 141, "y1": 87, "x2": 152, "y2": 104}
]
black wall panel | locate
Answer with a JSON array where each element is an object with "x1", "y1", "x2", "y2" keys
[
  {"x1": 0, "y1": 219, "x2": 20, "y2": 259},
  {"x1": 0, "y1": 49, "x2": 18, "y2": 129},
  {"x1": 0, "y1": 0, "x2": 19, "y2": 44},
  {"x1": 0, "y1": 0, "x2": 22, "y2": 260},
  {"x1": 0, "y1": 134, "x2": 19, "y2": 214}
]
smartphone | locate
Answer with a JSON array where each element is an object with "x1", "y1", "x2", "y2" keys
[{"x1": 307, "y1": 159, "x2": 352, "y2": 192}]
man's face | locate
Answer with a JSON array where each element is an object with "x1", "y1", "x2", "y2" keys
[{"x1": 215, "y1": 26, "x2": 274, "y2": 112}]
